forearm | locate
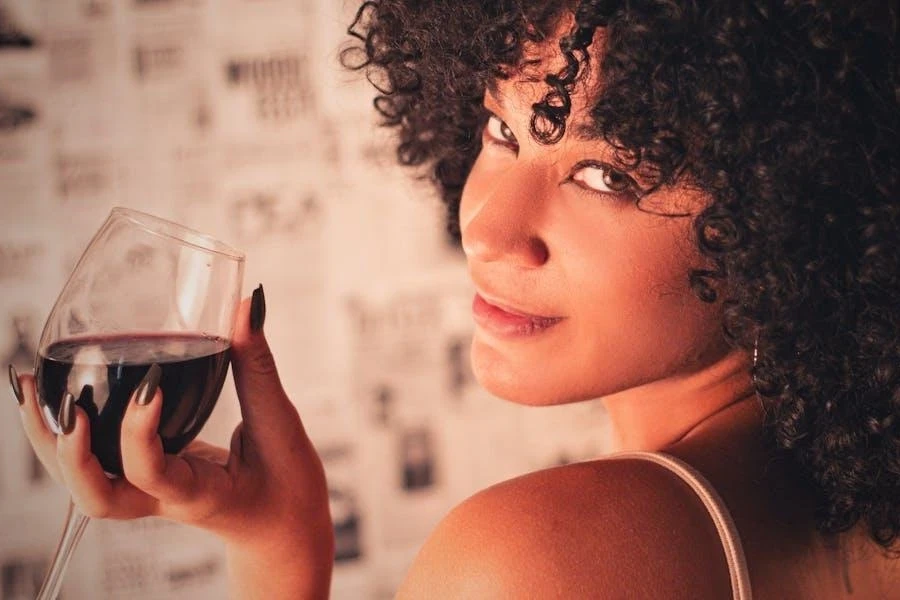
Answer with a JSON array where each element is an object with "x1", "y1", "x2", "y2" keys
[{"x1": 226, "y1": 530, "x2": 335, "y2": 600}]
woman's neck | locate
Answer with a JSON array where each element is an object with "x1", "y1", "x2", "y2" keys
[{"x1": 602, "y1": 349, "x2": 757, "y2": 452}]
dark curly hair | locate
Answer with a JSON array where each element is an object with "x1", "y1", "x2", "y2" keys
[{"x1": 343, "y1": 0, "x2": 900, "y2": 554}]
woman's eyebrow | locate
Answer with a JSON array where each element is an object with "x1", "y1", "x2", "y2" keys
[
  {"x1": 572, "y1": 120, "x2": 605, "y2": 143},
  {"x1": 484, "y1": 87, "x2": 645, "y2": 178},
  {"x1": 486, "y1": 89, "x2": 599, "y2": 143}
]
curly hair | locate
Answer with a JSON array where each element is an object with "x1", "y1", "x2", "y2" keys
[{"x1": 344, "y1": 0, "x2": 900, "y2": 553}]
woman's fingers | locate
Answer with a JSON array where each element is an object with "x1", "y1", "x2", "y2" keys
[
  {"x1": 17, "y1": 370, "x2": 156, "y2": 519},
  {"x1": 121, "y1": 378, "x2": 196, "y2": 502},
  {"x1": 121, "y1": 382, "x2": 234, "y2": 520},
  {"x1": 16, "y1": 364, "x2": 236, "y2": 524},
  {"x1": 14, "y1": 372, "x2": 62, "y2": 483},
  {"x1": 56, "y1": 402, "x2": 157, "y2": 519}
]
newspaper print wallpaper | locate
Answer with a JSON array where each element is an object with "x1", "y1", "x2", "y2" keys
[{"x1": 0, "y1": 1, "x2": 612, "y2": 598}]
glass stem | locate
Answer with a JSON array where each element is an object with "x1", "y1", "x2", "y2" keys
[{"x1": 36, "y1": 499, "x2": 90, "y2": 600}]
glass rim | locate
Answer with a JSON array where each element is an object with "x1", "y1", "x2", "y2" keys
[{"x1": 110, "y1": 207, "x2": 245, "y2": 261}]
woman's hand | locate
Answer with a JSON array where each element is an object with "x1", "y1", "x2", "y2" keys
[{"x1": 12, "y1": 287, "x2": 334, "y2": 599}]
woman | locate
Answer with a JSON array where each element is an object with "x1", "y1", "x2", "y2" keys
[{"x1": 10, "y1": 0, "x2": 899, "y2": 597}]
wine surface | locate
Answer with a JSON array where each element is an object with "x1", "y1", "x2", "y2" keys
[{"x1": 37, "y1": 333, "x2": 231, "y2": 475}]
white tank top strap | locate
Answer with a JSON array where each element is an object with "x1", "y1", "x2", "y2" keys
[{"x1": 611, "y1": 451, "x2": 753, "y2": 600}]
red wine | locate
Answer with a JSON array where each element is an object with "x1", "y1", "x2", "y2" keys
[{"x1": 36, "y1": 334, "x2": 231, "y2": 476}]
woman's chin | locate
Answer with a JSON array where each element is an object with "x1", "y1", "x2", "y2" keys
[{"x1": 470, "y1": 336, "x2": 577, "y2": 406}]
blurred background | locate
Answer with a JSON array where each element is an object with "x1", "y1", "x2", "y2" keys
[{"x1": 0, "y1": 1, "x2": 611, "y2": 598}]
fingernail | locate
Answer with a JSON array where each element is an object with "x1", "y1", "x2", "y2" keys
[
  {"x1": 59, "y1": 393, "x2": 76, "y2": 435},
  {"x1": 78, "y1": 384, "x2": 94, "y2": 407},
  {"x1": 133, "y1": 363, "x2": 161, "y2": 406},
  {"x1": 250, "y1": 284, "x2": 266, "y2": 332},
  {"x1": 8, "y1": 364, "x2": 23, "y2": 406}
]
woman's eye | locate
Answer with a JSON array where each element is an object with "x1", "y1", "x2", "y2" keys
[
  {"x1": 571, "y1": 163, "x2": 637, "y2": 195},
  {"x1": 484, "y1": 114, "x2": 518, "y2": 148}
]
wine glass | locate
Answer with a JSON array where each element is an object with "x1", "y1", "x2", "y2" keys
[{"x1": 32, "y1": 207, "x2": 244, "y2": 600}]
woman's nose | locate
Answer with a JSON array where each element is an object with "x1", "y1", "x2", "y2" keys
[{"x1": 460, "y1": 169, "x2": 550, "y2": 268}]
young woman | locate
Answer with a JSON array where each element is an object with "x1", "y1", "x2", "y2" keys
[{"x1": 11, "y1": 1, "x2": 899, "y2": 597}]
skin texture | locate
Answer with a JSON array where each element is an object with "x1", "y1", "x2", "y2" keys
[
  {"x1": 462, "y1": 33, "x2": 748, "y2": 450},
  {"x1": 464, "y1": 82, "x2": 734, "y2": 410}
]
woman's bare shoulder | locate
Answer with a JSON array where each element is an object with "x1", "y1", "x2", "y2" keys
[{"x1": 396, "y1": 457, "x2": 734, "y2": 599}]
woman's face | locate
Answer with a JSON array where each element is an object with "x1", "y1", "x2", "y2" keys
[{"x1": 460, "y1": 58, "x2": 731, "y2": 406}]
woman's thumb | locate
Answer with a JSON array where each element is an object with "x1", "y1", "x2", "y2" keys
[{"x1": 229, "y1": 286, "x2": 293, "y2": 432}]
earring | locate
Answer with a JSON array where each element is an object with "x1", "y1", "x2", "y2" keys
[
  {"x1": 752, "y1": 336, "x2": 758, "y2": 371},
  {"x1": 751, "y1": 336, "x2": 765, "y2": 406}
]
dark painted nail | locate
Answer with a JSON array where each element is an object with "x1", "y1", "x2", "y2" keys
[
  {"x1": 250, "y1": 284, "x2": 266, "y2": 332},
  {"x1": 59, "y1": 393, "x2": 76, "y2": 435},
  {"x1": 9, "y1": 364, "x2": 23, "y2": 406},
  {"x1": 78, "y1": 384, "x2": 94, "y2": 408},
  {"x1": 133, "y1": 363, "x2": 161, "y2": 406}
]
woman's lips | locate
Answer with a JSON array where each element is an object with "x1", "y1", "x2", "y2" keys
[{"x1": 472, "y1": 293, "x2": 564, "y2": 337}]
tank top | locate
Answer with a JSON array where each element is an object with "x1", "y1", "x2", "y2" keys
[{"x1": 613, "y1": 451, "x2": 753, "y2": 600}]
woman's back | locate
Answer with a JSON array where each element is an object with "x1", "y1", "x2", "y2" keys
[{"x1": 399, "y1": 397, "x2": 899, "y2": 599}]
